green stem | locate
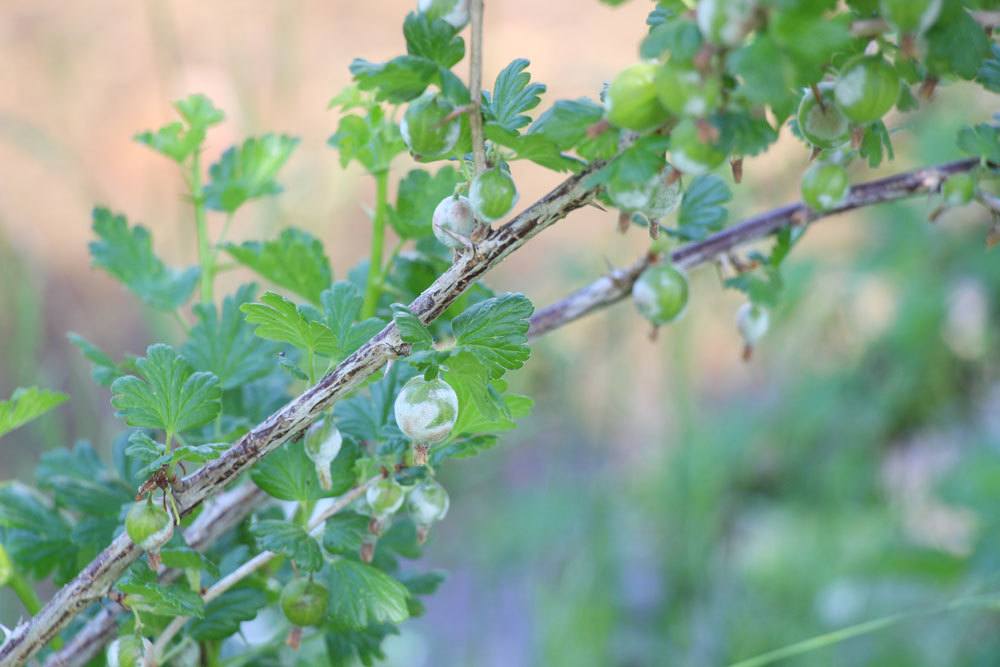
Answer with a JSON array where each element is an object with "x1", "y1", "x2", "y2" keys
[
  {"x1": 8, "y1": 571, "x2": 41, "y2": 616},
  {"x1": 190, "y1": 152, "x2": 214, "y2": 304},
  {"x1": 360, "y1": 170, "x2": 390, "y2": 320}
]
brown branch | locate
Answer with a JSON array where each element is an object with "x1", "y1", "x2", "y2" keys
[
  {"x1": 528, "y1": 158, "x2": 980, "y2": 338},
  {"x1": 0, "y1": 159, "x2": 604, "y2": 667}
]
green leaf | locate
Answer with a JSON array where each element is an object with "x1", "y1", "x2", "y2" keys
[
  {"x1": 452, "y1": 294, "x2": 533, "y2": 378},
  {"x1": 641, "y1": 17, "x2": 702, "y2": 61},
  {"x1": 175, "y1": 93, "x2": 225, "y2": 130},
  {"x1": 0, "y1": 387, "x2": 68, "y2": 440},
  {"x1": 224, "y1": 229, "x2": 332, "y2": 305},
  {"x1": 768, "y1": 10, "x2": 852, "y2": 87},
  {"x1": 134, "y1": 94, "x2": 224, "y2": 163},
  {"x1": 241, "y1": 292, "x2": 338, "y2": 358},
  {"x1": 36, "y1": 442, "x2": 130, "y2": 517},
  {"x1": 327, "y1": 558, "x2": 410, "y2": 628},
  {"x1": 160, "y1": 546, "x2": 220, "y2": 578},
  {"x1": 328, "y1": 106, "x2": 406, "y2": 175},
  {"x1": 443, "y1": 353, "x2": 531, "y2": 436},
  {"x1": 189, "y1": 588, "x2": 269, "y2": 641},
  {"x1": 674, "y1": 175, "x2": 731, "y2": 241},
  {"x1": 119, "y1": 580, "x2": 206, "y2": 618},
  {"x1": 323, "y1": 511, "x2": 370, "y2": 556},
  {"x1": 181, "y1": 284, "x2": 280, "y2": 390},
  {"x1": 483, "y1": 123, "x2": 580, "y2": 172},
  {"x1": 482, "y1": 59, "x2": 546, "y2": 133},
  {"x1": 321, "y1": 282, "x2": 387, "y2": 362},
  {"x1": 957, "y1": 124, "x2": 1000, "y2": 163},
  {"x1": 250, "y1": 440, "x2": 359, "y2": 501},
  {"x1": 727, "y1": 36, "x2": 799, "y2": 121},
  {"x1": 529, "y1": 98, "x2": 607, "y2": 154},
  {"x1": 204, "y1": 134, "x2": 300, "y2": 213},
  {"x1": 110, "y1": 344, "x2": 222, "y2": 434},
  {"x1": 324, "y1": 624, "x2": 397, "y2": 667},
  {"x1": 858, "y1": 120, "x2": 894, "y2": 168},
  {"x1": 716, "y1": 111, "x2": 779, "y2": 158},
  {"x1": 403, "y1": 11, "x2": 465, "y2": 68},
  {"x1": 250, "y1": 519, "x2": 324, "y2": 571},
  {"x1": 388, "y1": 167, "x2": 461, "y2": 239},
  {"x1": 0, "y1": 483, "x2": 74, "y2": 579},
  {"x1": 977, "y1": 44, "x2": 1000, "y2": 93},
  {"x1": 925, "y1": 2, "x2": 991, "y2": 80},
  {"x1": 392, "y1": 304, "x2": 434, "y2": 351},
  {"x1": 349, "y1": 56, "x2": 439, "y2": 103},
  {"x1": 89, "y1": 208, "x2": 200, "y2": 311},
  {"x1": 68, "y1": 333, "x2": 131, "y2": 387}
]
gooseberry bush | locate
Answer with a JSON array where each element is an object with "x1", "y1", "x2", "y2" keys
[{"x1": 1, "y1": 0, "x2": 999, "y2": 664}]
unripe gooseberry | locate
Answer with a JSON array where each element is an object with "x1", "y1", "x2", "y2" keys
[
  {"x1": 367, "y1": 477, "x2": 406, "y2": 518},
  {"x1": 304, "y1": 417, "x2": 343, "y2": 491},
  {"x1": 401, "y1": 91, "x2": 460, "y2": 160},
  {"x1": 126, "y1": 497, "x2": 173, "y2": 556},
  {"x1": 632, "y1": 263, "x2": 689, "y2": 326},
  {"x1": 801, "y1": 161, "x2": 850, "y2": 211},
  {"x1": 408, "y1": 479, "x2": 450, "y2": 527},
  {"x1": 942, "y1": 172, "x2": 976, "y2": 206},
  {"x1": 432, "y1": 195, "x2": 478, "y2": 248},
  {"x1": 417, "y1": 0, "x2": 470, "y2": 29},
  {"x1": 605, "y1": 62, "x2": 671, "y2": 132},
  {"x1": 469, "y1": 166, "x2": 518, "y2": 223},
  {"x1": 280, "y1": 577, "x2": 330, "y2": 627},
  {"x1": 736, "y1": 302, "x2": 770, "y2": 347},
  {"x1": 606, "y1": 168, "x2": 681, "y2": 220},
  {"x1": 393, "y1": 375, "x2": 459, "y2": 443},
  {"x1": 107, "y1": 636, "x2": 155, "y2": 667},
  {"x1": 697, "y1": 0, "x2": 757, "y2": 47},
  {"x1": 670, "y1": 118, "x2": 726, "y2": 176},
  {"x1": 879, "y1": 0, "x2": 942, "y2": 35},
  {"x1": 655, "y1": 62, "x2": 722, "y2": 118},
  {"x1": 834, "y1": 56, "x2": 900, "y2": 124},
  {"x1": 796, "y1": 84, "x2": 851, "y2": 149}
]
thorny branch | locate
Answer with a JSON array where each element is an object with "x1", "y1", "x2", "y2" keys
[{"x1": 10, "y1": 156, "x2": 986, "y2": 667}]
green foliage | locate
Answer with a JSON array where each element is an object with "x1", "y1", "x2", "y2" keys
[
  {"x1": 482, "y1": 59, "x2": 546, "y2": 132},
  {"x1": 224, "y1": 229, "x2": 332, "y2": 305},
  {"x1": 673, "y1": 174, "x2": 732, "y2": 241},
  {"x1": 0, "y1": 387, "x2": 68, "y2": 440},
  {"x1": 111, "y1": 344, "x2": 221, "y2": 435},
  {"x1": 204, "y1": 134, "x2": 300, "y2": 213},
  {"x1": 89, "y1": 208, "x2": 200, "y2": 311},
  {"x1": 250, "y1": 519, "x2": 324, "y2": 571},
  {"x1": 134, "y1": 93, "x2": 224, "y2": 163},
  {"x1": 250, "y1": 440, "x2": 359, "y2": 501},
  {"x1": 326, "y1": 558, "x2": 410, "y2": 628},
  {"x1": 389, "y1": 167, "x2": 461, "y2": 238}
]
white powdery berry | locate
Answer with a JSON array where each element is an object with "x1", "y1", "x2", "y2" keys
[
  {"x1": 408, "y1": 479, "x2": 450, "y2": 526},
  {"x1": 697, "y1": 0, "x2": 756, "y2": 47},
  {"x1": 107, "y1": 637, "x2": 155, "y2": 667},
  {"x1": 393, "y1": 376, "x2": 459, "y2": 443},
  {"x1": 834, "y1": 66, "x2": 867, "y2": 108},
  {"x1": 417, "y1": 0, "x2": 470, "y2": 29},
  {"x1": 304, "y1": 418, "x2": 343, "y2": 491},
  {"x1": 432, "y1": 195, "x2": 477, "y2": 248},
  {"x1": 736, "y1": 303, "x2": 770, "y2": 346}
]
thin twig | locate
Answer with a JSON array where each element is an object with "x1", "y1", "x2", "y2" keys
[
  {"x1": 469, "y1": 0, "x2": 487, "y2": 175},
  {"x1": 527, "y1": 158, "x2": 981, "y2": 338}
]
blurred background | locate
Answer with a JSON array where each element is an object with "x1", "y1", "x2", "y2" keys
[{"x1": 2, "y1": 1, "x2": 1000, "y2": 665}]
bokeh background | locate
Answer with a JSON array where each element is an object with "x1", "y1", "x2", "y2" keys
[{"x1": 3, "y1": 1, "x2": 1000, "y2": 665}]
